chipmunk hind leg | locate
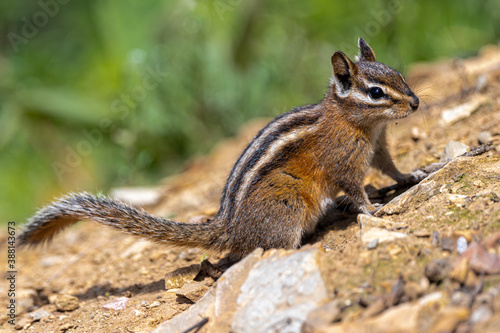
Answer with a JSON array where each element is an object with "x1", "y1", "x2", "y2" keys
[{"x1": 223, "y1": 184, "x2": 313, "y2": 256}]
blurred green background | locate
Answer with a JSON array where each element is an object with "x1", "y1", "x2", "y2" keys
[{"x1": 1, "y1": 0, "x2": 499, "y2": 223}]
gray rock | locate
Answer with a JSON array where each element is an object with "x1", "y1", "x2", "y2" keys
[
  {"x1": 231, "y1": 248, "x2": 328, "y2": 333},
  {"x1": 153, "y1": 249, "x2": 264, "y2": 333},
  {"x1": 477, "y1": 131, "x2": 492, "y2": 144},
  {"x1": 470, "y1": 305, "x2": 493, "y2": 324},
  {"x1": 367, "y1": 239, "x2": 378, "y2": 250},
  {"x1": 431, "y1": 231, "x2": 440, "y2": 247},
  {"x1": 153, "y1": 247, "x2": 328, "y2": 333},
  {"x1": 28, "y1": 309, "x2": 51, "y2": 321},
  {"x1": 440, "y1": 141, "x2": 470, "y2": 162}
]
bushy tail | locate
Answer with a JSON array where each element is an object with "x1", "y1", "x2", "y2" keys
[{"x1": 18, "y1": 192, "x2": 222, "y2": 251}]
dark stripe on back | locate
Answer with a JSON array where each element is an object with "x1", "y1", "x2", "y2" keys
[
  {"x1": 217, "y1": 106, "x2": 320, "y2": 221},
  {"x1": 217, "y1": 105, "x2": 312, "y2": 208},
  {"x1": 246, "y1": 138, "x2": 306, "y2": 195}
]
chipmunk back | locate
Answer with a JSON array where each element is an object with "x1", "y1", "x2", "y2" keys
[{"x1": 19, "y1": 38, "x2": 420, "y2": 262}]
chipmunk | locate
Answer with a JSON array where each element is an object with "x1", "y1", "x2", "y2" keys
[{"x1": 19, "y1": 38, "x2": 420, "y2": 262}]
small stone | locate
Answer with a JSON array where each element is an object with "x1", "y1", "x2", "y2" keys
[
  {"x1": 441, "y1": 236, "x2": 456, "y2": 252},
  {"x1": 431, "y1": 231, "x2": 440, "y2": 247},
  {"x1": 404, "y1": 282, "x2": 424, "y2": 301},
  {"x1": 440, "y1": 141, "x2": 470, "y2": 162},
  {"x1": 176, "y1": 282, "x2": 210, "y2": 303},
  {"x1": 456, "y1": 237, "x2": 468, "y2": 254},
  {"x1": 58, "y1": 323, "x2": 76, "y2": 331},
  {"x1": 28, "y1": 309, "x2": 51, "y2": 322},
  {"x1": 470, "y1": 305, "x2": 493, "y2": 324},
  {"x1": 450, "y1": 290, "x2": 474, "y2": 308},
  {"x1": 386, "y1": 276, "x2": 405, "y2": 306},
  {"x1": 450, "y1": 258, "x2": 469, "y2": 284},
  {"x1": 478, "y1": 131, "x2": 492, "y2": 145},
  {"x1": 367, "y1": 239, "x2": 378, "y2": 250},
  {"x1": 165, "y1": 264, "x2": 201, "y2": 290},
  {"x1": 145, "y1": 300, "x2": 162, "y2": 309},
  {"x1": 411, "y1": 127, "x2": 426, "y2": 141},
  {"x1": 448, "y1": 194, "x2": 469, "y2": 208},
  {"x1": 55, "y1": 294, "x2": 80, "y2": 312},
  {"x1": 419, "y1": 277, "x2": 430, "y2": 292},
  {"x1": 425, "y1": 258, "x2": 452, "y2": 283},
  {"x1": 102, "y1": 296, "x2": 129, "y2": 310}
]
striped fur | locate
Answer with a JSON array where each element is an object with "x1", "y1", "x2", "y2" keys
[{"x1": 19, "y1": 38, "x2": 421, "y2": 261}]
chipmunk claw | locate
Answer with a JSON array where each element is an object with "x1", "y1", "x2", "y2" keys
[{"x1": 396, "y1": 170, "x2": 427, "y2": 186}]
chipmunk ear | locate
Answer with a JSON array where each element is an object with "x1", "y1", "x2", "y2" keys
[
  {"x1": 358, "y1": 38, "x2": 376, "y2": 62},
  {"x1": 331, "y1": 51, "x2": 357, "y2": 95}
]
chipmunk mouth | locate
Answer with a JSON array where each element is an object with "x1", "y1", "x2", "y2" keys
[{"x1": 388, "y1": 105, "x2": 417, "y2": 119}]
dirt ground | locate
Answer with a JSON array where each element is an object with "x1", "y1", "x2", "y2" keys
[{"x1": 1, "y1": 44, "x2": 500, "y2": 332}]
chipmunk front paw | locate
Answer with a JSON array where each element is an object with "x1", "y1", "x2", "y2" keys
[
  {"x1": 362, "y1": 203, "x2": 382, "y2": 216},
  {"x1": 396, "y1": 170, "x2": 426, "y2": 186}
]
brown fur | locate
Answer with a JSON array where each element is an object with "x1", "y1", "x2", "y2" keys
[{"x1": 19, "y1": 38, "x2": 421, "y2": 262}]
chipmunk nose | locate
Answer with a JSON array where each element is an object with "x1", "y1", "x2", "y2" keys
[{"x1": 410, "y1": 94, "x2": 419, "y2": 111}]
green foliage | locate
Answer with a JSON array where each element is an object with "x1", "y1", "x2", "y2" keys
[{"x1": 0, "y1": 0, "x2": 499, "y2": 222}]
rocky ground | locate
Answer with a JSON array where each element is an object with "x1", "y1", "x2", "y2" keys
[{"x1": 1, "y1": 44, "x2": 500, "y2": 333}]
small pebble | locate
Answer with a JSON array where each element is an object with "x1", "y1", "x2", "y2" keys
[
  {"x1": 175, "y1": 281, "x2": 210, "y2": 303},
  {"x1": 55, "y1": 294, "x2": 79, "y2": 312},
  {"x1": 431, "y1": 231, "x2": 440, "y2": 247},
  {"x1": 102, "y1": 297, "x2": 129, "y2": 311},
  {"x1": 411, "y1": 127, "x2": 426, "y2": 141},
  {"x1": 448, "y1": 194, "x2": 469, "y2": 208},
  {"x1": 477, "y1": 131, "x2": 492, "y2": 145},
  {"x1": 367, "y1": 239, "x2": 378, "y2": 250},
  {"x1": 28, "y1": 309, "x2": 51, "y2": 321},
  {"x1": 59, "y1": 323, "x2": 76, "y2": 331},
  {"x1": 441, "y1": 236, "x2": 456, "y2": 252},
  {"x1": 144, "y1": 300, "x2": 161, "y2": 309},
  {"x1": 440, "y1": 141, "x2": 470, "y2": 162},
  {"x1": 449, "y1": 258, "x2": 469, "y2": 284},
  {"x1": 425, "y1": 258, "x2": 452, "y2": 283},
  {"x1": 456, "y1": 237, "x2": 468, "y2": 254},
  {"x1": 470, "y1": 305, "x2": 493, "y2": 324}
]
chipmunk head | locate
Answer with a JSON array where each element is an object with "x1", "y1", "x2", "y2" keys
[{"x1": 330, "y1": 38, "x2": 419, "y2": 121}]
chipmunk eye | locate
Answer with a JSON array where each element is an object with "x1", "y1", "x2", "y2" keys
[{"x1": 368, "y1": 87, "x2": 385, "y2": 99}]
